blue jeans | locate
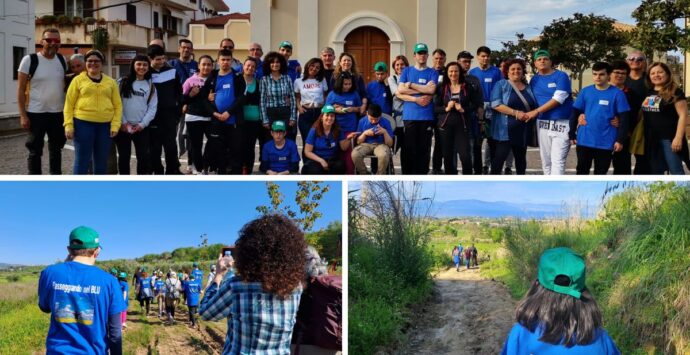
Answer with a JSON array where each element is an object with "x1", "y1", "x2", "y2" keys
[
  {"x1": 73, "y1": 118, "x2": 112, "y2": 174},
  {"x1": 654, "y1": 139, "x2": 685, "y2": 175}
]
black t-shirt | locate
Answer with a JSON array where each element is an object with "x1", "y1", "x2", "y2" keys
[
  {"x1": 625, "y1": 76, "x2": 647, "y2": 115},
  {"x1": 641, "y1": 88, "x2": 686, "y2": 140}
]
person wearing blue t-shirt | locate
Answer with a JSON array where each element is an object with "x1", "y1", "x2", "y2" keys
[
  {"x1": 397, "y1": 43, "x2": 438, "y2": 175},
  {"x1": 38, "y1": 226, "x2": 126, "y2": 355},
  {"x1": 366, "y1": 62, "x2": 393, "y2": 116},
  {"x1": 501, "y1": 247, "x2": 620, "y2": 355},
  {"x1": 118, "y1": 272, "x2": 129, "y2": 330},
  {"x1": 325, "y1": 72, "x2": 362, "y2": 174},
  {"x1": 469, "y1": 46, "x2": 506, "y2": 174},
  {"x1": 569, "y1": 62, "x2": 630, "y2": 175},
  {"x1": 219, "y1": 38, "x2": 243, "y2": 73},
  {"x1": 528, "y1": 49, "x2": 574, "y2": 175},
  {"x1": 153, "y1": 272, "x2": 166, "y2": 318},
  {"x1": 208, "y1": 49, "x2": 243, "y2": 174},
  {"x1": 302, "y1": 105, "x2": 350, "y2": 174},
  {"x1": 279, "y1": 41, "x2": 302, "y2": 83},
  {"x1": 260, "y1": 120, "x2": 300, "y2": 174},
  {"x1": 249, "y1": 42, "x2": 264, "y2": 80},
  {"x1": 136, "y1": 270, "x2": 154, "y2": 316},
  {"x1": 169, "y1": 39, "x2": 198, "y2": 167},
  {"x1": 183, "y1": 275, "x2": 202, "y2": 328},
  {"x1": 352, "y1": 103, "x2": 394, "y2": 174}
]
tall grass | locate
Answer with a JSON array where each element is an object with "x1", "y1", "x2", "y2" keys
[
  {"x1": 487, "y1": 182, "x2": 690, "y2": 354},
  {"x1": 0, "y1": 280, "x2": 49, "y2": 354}
]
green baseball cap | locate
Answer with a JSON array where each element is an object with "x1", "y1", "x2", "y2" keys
[
  {"x1": 537, "y1": 247, "x2": 586, "y2": 299},
  {"x1": 279, "y1": 41, "x2": 293, "y2": 49},
  {"x1": 414, "y1": 43, "x2": 429, "y2": 54},
  {"x1": 68, "y1": 226, "x2": 100, "y2": 249},
  {"x1": 373, "y1": 61, "x2": 388, "y2": 72},
  {"x1": 271, "y1": 120, "x2": 287, "y2": 131},
  {"x1": 321, "y1": 105, "x2": 336, "y2": 114},
  {"x1": 193, "y1": 262, "x2": 198, "y2": 267},
  {"x1": 110, "y1": 267, "x2": 118, "y2": 274},
  {"x1": 534, "y1": 49, "x2": 551, "y2": 60},
  {"x1": 119, "y1": 271, "x2": 127, "y2": 279}
]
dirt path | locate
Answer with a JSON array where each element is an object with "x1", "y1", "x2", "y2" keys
[{"x1": 395, "y1": 266, "x2": 516, "y2": 355}]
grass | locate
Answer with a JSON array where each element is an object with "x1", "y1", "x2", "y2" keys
[{"x1": 0, "y1": 280, "x2": 49, "y2": 354}]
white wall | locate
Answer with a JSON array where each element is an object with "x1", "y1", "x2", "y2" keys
[{"x1": 0, "y1": 0, "x2": 34, "y2": 114}]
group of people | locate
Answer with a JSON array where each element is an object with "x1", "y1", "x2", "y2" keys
[
  {"x1": 20, "y1": 28, "x2": 687, "y2": 175},
  {"x1": 37, "y1": 216, "x2": 341, "y2": 354},
  {"x1": 451, "y1": 243, "x2": 479, "y2": 271}
]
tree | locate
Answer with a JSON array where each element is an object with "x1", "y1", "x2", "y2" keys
[
  {"x1": 539, "y1": 13, "x2": 628, "y2": 91},
  {"x1": 256, "y1": 181, "x2": 331, "y2": 231},
  {"x1": 630, "y1": 0, "x2": 690, "y2": 60},
  {"x1": 492, "y1": 33, "x2": 541, "y2": 73},
  {"x1": 304, "y1": 221, "x2": 342, "y2": 263}
]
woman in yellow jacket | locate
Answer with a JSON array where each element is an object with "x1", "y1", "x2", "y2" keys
[{"x1": 64, "y1": 50, "x2": 122, "y2": 174}]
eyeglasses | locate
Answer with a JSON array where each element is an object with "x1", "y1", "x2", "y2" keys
[
  {"x1": 612, "y1": 71, "x2": 628, "y2": 76},
  {"x1": 86, "y1": 60, "x2": 101, "y2": 64},
  {"x1": 249, "y1": 48, "x2": 261, "y2": 52},
  {"x1": 43, "y1": 38, "x2": 60, "y2": 44},
  {"x1": 626, "y1": 56, "x2": 645, "y2": 62}
]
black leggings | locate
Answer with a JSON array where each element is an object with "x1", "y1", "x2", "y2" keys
[
  {"x1": 301, "y1": 158, "x2": 346, "y2": 174},
  {"x1": 439, "y1": 123, "x2": 472, "y2": 175},
  {"x1": 188, "y1": 305, "x2": 198, "y2": 325},
  {"x1": 139, "y1": 297, "x2": 151, "y2": 314},
  {"x1": 186, "y1": 120, "x2": 210, "y2": 172},
  {"x1": 492, "y1": 141, "x2": 527, "y2": 175},
  {"x1": 114, "y1": 129, "x2": 151, "y2": 175}
]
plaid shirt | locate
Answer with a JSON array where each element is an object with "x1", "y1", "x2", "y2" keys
[
  {"x1": 259, "y1": 74, "x2": 297, "y2": 125},
  {"x1": 199, "y1": 275, "x2": 302, "y2": 355}
]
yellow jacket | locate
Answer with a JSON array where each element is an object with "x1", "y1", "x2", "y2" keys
[{"x1": 63, "y1": 72, "x2": 122, "y2": 133}]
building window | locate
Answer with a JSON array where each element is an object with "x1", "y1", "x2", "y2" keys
[
  {"x1": 153, "y1": 11, "x2": 159, "y2": 28},
  {"x1": 55, "y1": 0, "x2": 93, "y2": 17},
  {"x1": 126, "y1": 4, "x2": 137, "y2": 24},
  {"x1": 13, "y1": 47, "x2": 26, "y2": 81}
]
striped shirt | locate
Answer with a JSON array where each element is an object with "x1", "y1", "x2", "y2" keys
[
  {"x1": 199, "y1": 276, "x2": 302, "y2": 355},
  {"x1": 260, "y1": 74, "x2": 297, "y2": 125}
]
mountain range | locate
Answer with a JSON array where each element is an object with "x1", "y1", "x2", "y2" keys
[{"x1": 429, "y1": 199, "x2": 596, "y2": 219}]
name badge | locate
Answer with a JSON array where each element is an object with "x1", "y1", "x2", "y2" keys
[
  {"x1": 484, "y1": 78, "x2": 492, "y2": 83},
  {"x1": 346, "y1": 101, "x2": 353, "y2": 105},
  {"x1": 599, "y1": 100, "x2": 609, "y2": 106},
  {"x1": 330, "y1": 142, "x2": 336, "y2": 148},
  {"x1": 279, "y1": 157, "x2": 287, "y2": 161},
  {"x1": 419, "y1": 78, "x2": 427, "y2": 84},
  {"x1": 383, "y1": 93, "x2": 387, "y2": 97},
  {"x1": 222, "y1": 84, "x2": 231, "y2": 89},
  {"x1": 548, "y1": 83, "x2": 557, "y2": 88}
]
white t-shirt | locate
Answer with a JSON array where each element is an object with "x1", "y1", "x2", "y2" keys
[
  {"x1": 294, "y1": 78, "x2": 328, "y2": 106},
  {"x1": 18, "y1": 52, "x2": 66, "y2": 113}
]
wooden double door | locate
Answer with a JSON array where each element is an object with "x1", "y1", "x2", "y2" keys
[{"x1": 344, "y1": 26, "x2": 390, "y2": 83}]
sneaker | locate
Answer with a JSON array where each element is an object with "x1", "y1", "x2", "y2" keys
[
  {"x1": 186, "y1": 166, "x2": 194, "y2": 174},
  {"x1": 504, "y1": 167, "x2": 513, "y2": 175}
]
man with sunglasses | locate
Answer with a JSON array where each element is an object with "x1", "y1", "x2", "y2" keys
[
  {"x1": 219, "y1": 38, "x2": 243, "y2": 73},
  {"x1": 17, "y1": 28, "x2": 68, "y2": 174},
  {"x1": 625, "y1": 50, "x2": 650, "y2": 174}
]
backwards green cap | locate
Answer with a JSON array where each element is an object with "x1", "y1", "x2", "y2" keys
[
  {"x1": 373, "y1": 61, "x2": 388, "y2": 72},
  {"x1": 534, "y1": 49, "x2": 551, "y2": 60},
  {"x1": 271, "y1": 120, "x2": 287, "y2": 131},
  {"x1": 68, "y1": 226, "x2": 100, "y2": 250},
  {"x1": 537, "y1": 247, "x2": 586, "y2": 299}
]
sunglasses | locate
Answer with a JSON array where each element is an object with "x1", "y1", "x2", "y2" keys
[
  {"x1": 626, "y1": 56, "x2": 645, "y2": 62},
  {"x1": 222, "y1": 46, "x2": 234, "y2": 50},
  {"x1": 43, "y1": 38, "x2": 60, "y2": 44}
]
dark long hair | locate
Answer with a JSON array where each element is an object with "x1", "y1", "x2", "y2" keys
[
  {"x1": 442, "y1": 61, "x2": 465, "y2": 86},
  {"x1": 332, "y1": 72, "x2": 356, "y2": 94},
  {"x1": 515, "y1": 279, "x2": 603, "y2": 347},
  {"x1": 313, "y1": 113, "x2": 341, "y2": 140},
  {"x1": 302, "y1": 57, "x2": 325, "y2": 81},
  {"x1": 119, "y1": 55, "x2": 151, "y2": 98},
  {"x1": 234, "y1": 214, "x2": 306, "y2": 298},
  {"x1": 263, "y1": 51, "x2": 288, "y2": 75}
]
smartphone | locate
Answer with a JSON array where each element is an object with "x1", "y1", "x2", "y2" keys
[{"x1": 221, "y1": 246, "x2": 233, "y2": 257}]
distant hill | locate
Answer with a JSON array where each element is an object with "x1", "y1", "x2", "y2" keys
[
  {"x1": 0, "y1": 263, "x2": 26, "y2": 270},
  {"x1": 431, "y1": 199, "x2": 596, "y2": 219}
]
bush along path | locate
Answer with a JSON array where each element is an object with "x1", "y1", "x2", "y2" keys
[{"x1": 394, "y1": 266, "x2": 515, "y2": 354}]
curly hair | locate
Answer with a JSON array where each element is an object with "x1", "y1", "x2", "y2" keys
[
  {"x1": 235, "y1": 214, "x2": 307, "y2": 298},
  {"x1": 501, "y1": 58, "x2": 527, "y2": 83},
  {"x1": 263, "y1": 51, "x2": 288, "y2": 75}
]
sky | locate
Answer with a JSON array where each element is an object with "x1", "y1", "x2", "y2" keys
[
  {"x1": 0, "y1": 181, "x2": 342, "y2": 265},
  {"x1": 222, "y1": 0, "x2": 642, "y2": 49},
  {"x1": 350, "y1": 180, "x2": 614, "y2": 207}
]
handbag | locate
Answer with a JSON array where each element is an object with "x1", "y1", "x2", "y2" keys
[
  {"x1": 629, "y1": 112, "x2": 645, "y2": 155},
  {"x1": 507, "y1": 81, "x2": 539, "y2": 147}
]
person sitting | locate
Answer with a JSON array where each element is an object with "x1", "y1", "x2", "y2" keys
[
  {"x1": 301, "y1": 105, "x2": 349, "y2": 174},
  {"x1": 351, "y1": 103, "x2": 394, "y2": 174},
  {"x1": 260, "y1": 120, "x2": 300, "y2": 175}
]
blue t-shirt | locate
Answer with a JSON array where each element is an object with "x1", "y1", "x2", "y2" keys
[
  {"x1": 501, "y1": 323, "x2": 620, "y2": 355},
  {"x1": 38, "y1": 262, "x2": 127, "y2": 355},
  {"x1": 305, "y1": 127, "x2": 345, "y2": 160},
  {"x1": 573, "y1": 85, "x2": 630, "y2": 150},
  {"x1": 261, "y1": 139, "x2": 300, "y2": 173},
  {"x1": 469, "y1": 66, "x2": 503, "y2": 103},
  {"x1": 399, "y1": 66, "x2": 437, "y2": 121},
  {"x1": 154, "y1": 280, "x2": 165, "y2": 295},
  {"x1": 183, "y1": 279, "x2": 202, "y2": 307},
  {"x1": 119, "y1": 280, "x2": 129, "y2": 307},
  {"x1": 170, "y1": 59, "x2": 198, "y2": 85},
  {"x1": 366, "y1": 81, "x2": 393, "y2": 115},
  {"x1": 530, "y1": 69, "x2": 573, "y2": 120},
  {"x1": 356, "y1": 116, "x2": 394, "y2": 145},
  {"x1": 192, "y1": 269, "x2": 204, "y2": 282},
  {"x1": 255, "y1": 59, "x2": 264, "y2": 80},
  {"x1": 215, "y1": 71, "x2": 237, "y2": 125},
  {"x1": 287, "y1": 59, "x2": 301, "y2": 82},
  {"x1": 325, "y1": 91, "x2": 362, "y2": 132}
]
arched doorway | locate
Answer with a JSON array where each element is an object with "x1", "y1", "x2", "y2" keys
[{"x1": 344, "y1": 26, "x2": 390, "y2": 83}]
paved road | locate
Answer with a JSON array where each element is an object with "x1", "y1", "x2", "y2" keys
[{"x1": 0, "y1": 131, "x2": 668, "y2": 175}]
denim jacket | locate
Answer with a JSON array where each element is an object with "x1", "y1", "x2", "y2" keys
[{"x1": 490, "y1": 79, "x2": 536, "y2": 142}]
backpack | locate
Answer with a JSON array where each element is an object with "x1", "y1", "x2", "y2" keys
[
  {"x1": 165, "y1": 278, "x2": 180, "y2": 299},
  {"x1": 292, "y1": 275, "x2": 342, "y2": 352},
  {"x1": 28, "y1": 53, "x2": 67, "y2": 80}
]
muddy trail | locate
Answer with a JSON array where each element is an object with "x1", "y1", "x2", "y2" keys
[
  {"x1": 124, "y1": 300, "x2": 226, "y2": 355},
  {"x1": 394, "y1": 266, "x2": 516, "y2": 355}
]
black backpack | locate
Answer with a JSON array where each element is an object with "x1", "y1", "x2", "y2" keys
[{"x1": 28, "y1": 53, "x2": 67, "y2": 80}]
